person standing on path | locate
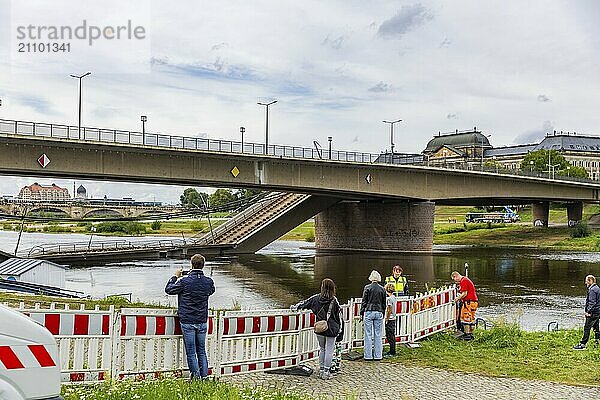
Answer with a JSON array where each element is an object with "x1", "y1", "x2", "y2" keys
[
  {"x1": 361, "y1": 270, "x2": 386, "y2": 361},
  {"x1": 165, "y1": 254, "x2": 215, "y2": 379},
  {"x1": 291, "y1": 278, "x2": 342, "y2": 380},
  {"x1": 451, "y1": 271, "x2": 478, "y2": 341},
  {"x1": 573, "y1": 274, "x2": 600, "y2": 350},
  {"x1": 384, "y1": 283, "x2": 397, "y2": 357},
  {"x1": 385, "y1": 265, "x2": 409, "y2": 297}
]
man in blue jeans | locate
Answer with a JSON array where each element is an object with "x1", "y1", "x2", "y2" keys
[{"x1": 165, "y1": 254, "x2": 215, "y2": 379}]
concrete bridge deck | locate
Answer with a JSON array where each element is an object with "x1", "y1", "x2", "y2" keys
[{"x1": 0, "y1": 119, "x2": 598, "y2": 205}]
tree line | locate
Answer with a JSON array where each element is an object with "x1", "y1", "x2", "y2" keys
[
  {"x1": 180, "y1": 188, "x2": 262, "y2": 209},
  {"x1": 483, "y1": 149, "x2": 589, "y2": 178}
]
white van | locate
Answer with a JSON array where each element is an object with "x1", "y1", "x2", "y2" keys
[{"x1": 0, "y1": 304, "x2": 62, "y2": 400}]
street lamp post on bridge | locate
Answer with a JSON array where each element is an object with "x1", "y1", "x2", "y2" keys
[
  {"x1": 141, "y1": 116, "x2": 147, "y2": 134},
  {"x1": 382, "y1": 119, "x2": 402, "y2": 159},
  {"x1": 257, "y1": 100, "x2": 277, "y2": 155},
  {"x1": 69, "y1": 72, "x2": 91, "y2": 140},
  {"x1": 240, "y1": 126, "x2": 245, "y2": 153}
]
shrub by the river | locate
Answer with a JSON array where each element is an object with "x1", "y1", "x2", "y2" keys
[
  {"x1": 92, "y1": 221, "x2": 147, "y2": 235},
  {"x1": 151, "y1": 220, "x2": 162, "y2": 231},
  {"x1": 62, "y1": 378, "x2": 312, "y2": 400},
  {"x1": 570, "y1": 221, "x2": 591, "y2": 238}
]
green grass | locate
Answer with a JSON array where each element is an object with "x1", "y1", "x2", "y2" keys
[
  {"x1": 0, "y1": 292, "x2": 169, "y2": 310},
  {"x1": 279, "y1": 221, "x2": 315, "y2": 241},
  {"x1": 434, "y1": 224, "x2": 600, "y2": 251},
  {"x1": 62, "y1": 379, "x2": 314, "y2": 400},
  {"x1": 386, "y1": 325, "x2": 600, "y2": 386}
]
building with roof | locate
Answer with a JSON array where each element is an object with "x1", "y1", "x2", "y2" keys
[
  {"x1": 75, "y1": 184, "x2": 88, "y2": 200},
  {"x1": 0, "y1": 258, "x2": 67, "y2": 288},
  {"x1": 486, "y1": 132, "x2": 600, "y2": 180},
  {"x1": 18, "y1": 183, "x2": 70, "y2": 202},
  {"x1": 420, "y1": 129, "x2": 600, "y2": 180},
  {"x1": 422, "y1": 128, "x2": 492, "y2": 169}
]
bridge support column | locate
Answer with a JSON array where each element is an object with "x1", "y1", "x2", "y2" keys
[
  {"x1": 532, "y1": 202, "x2": 549, "y2": 227},
  {"x1": 314, "y1": 201, "x2": 435, "y2": 252},
  {"x1": 567, "y1": 202, "x2": 583, "y2": 227}
]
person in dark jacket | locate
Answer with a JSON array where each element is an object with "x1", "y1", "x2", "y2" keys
[
  {"x1": 573, "y1": 275, "x2": 600, "y2": 350},
  {"x1": 292, "y1": 278, "x2": 342, "y2": 380},
  {"x1": 360, "y1": 270, "x2": 386, "y2": 361},
  {"x1": 165, "y1": 254, "x2": 215, "y2": 379}
]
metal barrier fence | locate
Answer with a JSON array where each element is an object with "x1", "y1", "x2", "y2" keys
[{"x1": 11, "y1": 287, "x2": 455, "y2": 383}]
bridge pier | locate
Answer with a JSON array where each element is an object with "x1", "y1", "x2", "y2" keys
[
  {"x1": 532, "y1": 201, "x2": 550, "y2": 227},
  {"x1": 314, "y1": 201, "x2": 435, "y2": 252},
  {"x1": 567, "y1": 201, "x2": 583, "y2": 226}
]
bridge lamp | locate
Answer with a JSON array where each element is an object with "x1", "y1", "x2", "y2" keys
[
  {"x1": 69, "y1": 72, "x2": 92, "y2": 140},
  {"x1": 328, "y1": 136, "x2": 332, "y2": 160},
  {"x1": 141, "y1": 116, "x2": 147, "y2": 134},
  {"x1": 240, "y1": 126, "x2": 245, "y2": 153},
  {"x1": 383, "y1": 119, "x2": 402, "y2": 158},
  {"x1": 567, "y1": 165, "x2": 571, "y2": 177},
  {"x1": 257, "y1": 100, "x2": 277, "y2": 155}
]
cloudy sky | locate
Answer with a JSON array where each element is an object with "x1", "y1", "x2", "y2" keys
[{"x1": 1, "y1": 0, "x2": 599, "y2": 203}]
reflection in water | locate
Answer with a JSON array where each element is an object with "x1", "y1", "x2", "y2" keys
[{"x1": 1, "y1": 231, "x2": 599, "y2": 331}]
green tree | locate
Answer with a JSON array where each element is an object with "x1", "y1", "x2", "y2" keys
[
  {"x1": 483, "y1": 159, "x2": 505, "y2": 172},
  {"x1": 209, "y1": 189, "x2": 237, "y2": 208},
  {"x1": 180, "y1": 188, "x2": 209, "y2": 208},
  {"x1": 520, "y1": 149, "x2": 588, "y2": 178}
]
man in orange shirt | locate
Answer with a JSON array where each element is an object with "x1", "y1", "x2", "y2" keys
[{"x1": 452, "y1": 271, "x2": 478, "y2": 341}]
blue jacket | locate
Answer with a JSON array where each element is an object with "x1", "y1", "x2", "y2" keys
[
  {"x1": 165, "y1": 269, "x2": 215, "y2": 324},
  {"x1": 585, "y1": 283, "x2": 600, "y2": 316}
]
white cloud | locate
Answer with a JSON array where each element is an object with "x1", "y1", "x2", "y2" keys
[{"x1": 1, "y1": 0, "x2": 600, "y2": 202}]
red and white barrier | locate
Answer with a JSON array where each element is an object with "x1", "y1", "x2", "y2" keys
[
  {"x1": 11, "y1": 303, "x2": 114, "y2": 383},
  {"x1": 113, "y1": 308, "x2": 217, "y2": 380},
  {"x1": 410, "y1": 287, "x2": 456, "y2": 341},
  {"x1": 217, "y1": 309, "x2": 305, "y2": 376},
  {"x1": 11, "y1": 286, "x2": 456, "y2": 382}
]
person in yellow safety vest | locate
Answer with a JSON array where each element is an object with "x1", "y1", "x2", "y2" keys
[{"x1": 385, "y1": 265, "x2": 408, "y2": 296}]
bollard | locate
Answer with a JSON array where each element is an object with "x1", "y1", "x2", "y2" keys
[{"x1": 475, "y1": 318, "x2": 487, "y2": 330}]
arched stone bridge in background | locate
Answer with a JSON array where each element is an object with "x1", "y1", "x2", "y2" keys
[
  {"x1": 0, "y1": 201, "x2": 183, "y2": 219},
  {"x1": 1, "y1": 118, "x2": 599, "y2": 254}
]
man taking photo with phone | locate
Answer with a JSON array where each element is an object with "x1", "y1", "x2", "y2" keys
[{"x1": 165, "y1": 253, "x2": 215, "y2": 379}]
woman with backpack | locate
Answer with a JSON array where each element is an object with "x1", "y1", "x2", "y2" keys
[{"x1": 291, "y1": 278, "x2": 343, "y2": 380}]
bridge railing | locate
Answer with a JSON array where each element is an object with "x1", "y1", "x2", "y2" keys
[
  {"x1": 0, "y1": 118, "x2": 378, "y2": 164},
  {"x1": 12, "y1": 286, "x2": 456, "y2": 383},
  {"x1": 190, "y1": 192, "x2": 283, "y2": 246},
  {"x1": 24, "y1": 238, "x2": 188, "y2": 257}
]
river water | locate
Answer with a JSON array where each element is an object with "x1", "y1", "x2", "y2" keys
[{"x1": 1, "y1": 231, "x2": 599, "y2": 331}]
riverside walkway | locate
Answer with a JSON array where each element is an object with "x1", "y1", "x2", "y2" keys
[{"x1": 224, "y1": 359, "x2": 600, "y2": 400}]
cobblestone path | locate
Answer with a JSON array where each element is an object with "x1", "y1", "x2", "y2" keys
[{"x1": 223, "y1": 359, "x2": 600, "y2": 400}]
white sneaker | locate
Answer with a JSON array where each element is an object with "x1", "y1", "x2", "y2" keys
[{"x1": 320, "y1": 370, "x2": 331, "y2": 380}]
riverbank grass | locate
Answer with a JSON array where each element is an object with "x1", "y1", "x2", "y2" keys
[
  {"x1": 0, "y1": 292, "x2": 169, "y2": 310},
  {"x1": 388, "y1": 325, "x2": 600, "y2": 386},
  {"x1": 62, "y1": 378, "x2": 313, "y2": 400}
]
